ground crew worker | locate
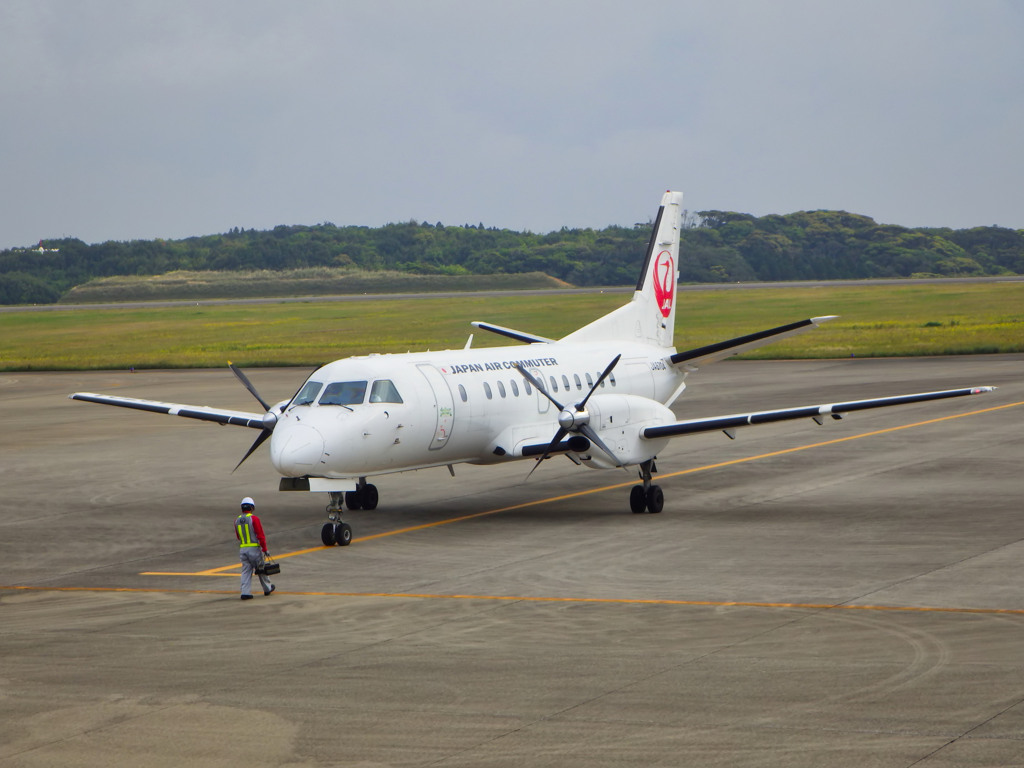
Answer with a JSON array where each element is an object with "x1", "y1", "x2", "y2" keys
[{"x1": 235, "y1": 496, "x2": 275, "y2": 600}]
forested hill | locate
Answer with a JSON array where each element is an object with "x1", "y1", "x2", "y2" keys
[{"x1": 2, "y1": 209, "x2": 1022, "y2": 304}]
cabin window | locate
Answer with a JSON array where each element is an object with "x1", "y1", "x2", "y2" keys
[
  {"x1": 573, "y1": 374, "x2": 582, "y2": 391},
  {"x1": 599, "y1": 374, "x2": 606, "y2": 388},
  {"x1": 609, "y1": 372, "x2": 617, "y2": 387},
  {"x1": 510, "y1": 380, "x2": 519, "y2": 397},
  {"x1": 292, "y1": 380, "x2": 323, "y2": 409},
  {"x1": 320, "y1": 380, "x2": 367, "y2": 406},
  {"x1": 369, "y1": 379, "x2": 403, "y2": 403},
  {"x1": 549, "y1": 376, "x2": 558, "y2": 393},
  {"x1": 292, "y1": 380, "x2": 323, "y2": 407},
  {"x1": 524, "y1": 379, "x2": 532, "y2": 395},
  {"x1": 484, "y1": 382, "x2": 493, "y2": 399},
  {"x1": 458, "y1": 384, "x2": 468, "y2": 402},
  {"x1": 585, "y1": 373, "x2": 594, "y2": 388},
  {"x1": 497, "y1": 381, "x2": 507, "y2": 398},
  {"x1": 562, "y1": 374, "x2": 570, "y2": 391}
]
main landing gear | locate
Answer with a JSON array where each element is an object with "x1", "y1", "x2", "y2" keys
[
  {"x1": 320, "y1": 478, "x2": 379, "y2": 546},
  {"x1": 629, "y1": 459, "x2": 664, "y2": 514},
  {"x1": 344, "y1": 479, "x2": 379, "y2": 511}
]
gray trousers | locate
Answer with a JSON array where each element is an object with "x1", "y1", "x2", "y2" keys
[{"x1": 239, "y1": 547, "x2": 272, "y2": 595}]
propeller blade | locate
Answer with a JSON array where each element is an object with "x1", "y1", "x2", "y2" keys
[
  {"x1": 579, "y1": 423, "x2": 627, "y2": 471},
  {"x1": 229, "y1": 362, "x2": 272, "y2": 412},
  {"x1": 515, "y1": 364, "x2": 564, "y2": 411},
  {"x1": 526, "y1": 427, "x2": 568, "y2": 480},
  {"x1": 576, "y1": 354, "x2": 621, "y2": 411},
  {"x1": 233, "y1": 428, "x2": 272, "y2": 472},
  {"x1": 524, "y1": 457, "x2": 544, "y2": 481}
]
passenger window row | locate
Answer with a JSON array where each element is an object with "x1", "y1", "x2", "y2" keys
[{"x1": 457, "y1": 371, "x2": 617, "y2": 402}]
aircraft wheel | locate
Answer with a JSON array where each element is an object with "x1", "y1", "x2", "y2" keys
[
  {"x1": 629, "y1": 485, "x2": 647, "y2": 514},
  {"x1": 335, "y1": 522, "x2": 353, "y2": 546},
  {"x1": 645, "y1": 485, "x2": 664, "y2": 514},
  {"x1": 345, "y1": 491, "x2": 363, "y2": 510},
  {"x1": 321, "y1": 523, "x2": 337, "y2": 546},
  {"x1": 362, "y1": 484, "x2": 379, "y2": 510}
]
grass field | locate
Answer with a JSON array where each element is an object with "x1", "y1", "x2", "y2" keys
[{"x1": 2, "y1": 282, "x2": 1022, "y2": 371}]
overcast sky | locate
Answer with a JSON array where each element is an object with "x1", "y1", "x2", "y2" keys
[{"x1": 2, "y1": 1, "x2": 1021, "y2": 249}]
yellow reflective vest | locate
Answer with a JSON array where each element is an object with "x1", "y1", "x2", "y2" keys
[{"x1": 235, "y1": 513, "x2": 260, "y2": 548}]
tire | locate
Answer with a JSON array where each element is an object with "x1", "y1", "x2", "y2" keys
[
  {"x1": 646, "y1": 485, "x2": 664, "y2": 514},
  {"x1": 362, "y1": 484, "x2": 379, "y2": 510},
  {"x1": 345, "y1": 490, "x2": 362, "y2": 510},
  {"x1": 335, "y1": 522, "x2": 353, "y2": 546},
  {"x1": 630, "y1": 485, "x2": 647, "y2": 514},
  {"x1": 321, "y1": 523, "x2": 337, "y2": 546}
]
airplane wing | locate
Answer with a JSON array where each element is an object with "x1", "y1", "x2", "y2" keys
[
  {"x1": 642, "y1": 386, "x2": 994, "y2": 440},
  {"x1": 670, "y1": 316, "x2": 838, "y2": 368},
  {"x1": 470, "y1": 321, "x2": 554, "y2": 344},
  {"x1": 70, "y1": 393, "x2": 267, "y2": 429}
]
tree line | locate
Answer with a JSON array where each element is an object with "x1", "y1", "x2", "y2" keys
[{"x1": 1, "y1": 210, "x2": 1022, "y2": 304}]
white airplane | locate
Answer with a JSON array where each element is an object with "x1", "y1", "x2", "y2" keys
[{"x1": 71, "y1": 191, "x2": 994, "y2": 546}]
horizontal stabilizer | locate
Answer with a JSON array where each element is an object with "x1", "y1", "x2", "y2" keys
[
  {"x1": 642, "y1": 386, "x2": 995, "y2": 440},
  {"x1": 70, "y1": 393, "x2": 267, "y2": 430},
  {"x1": 671, "y1": 316, "x2": 838, "y2": 367},
  {"x1": 471, "y1": 321, "x2": 554, "y2": 344}
]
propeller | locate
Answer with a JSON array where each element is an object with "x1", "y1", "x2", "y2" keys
[
  {"x1": 515, "y1": 354, "x2": 624, "y2": 478},
  {"x1": 229, "y1": 361, "x2": 272, "y2": 411},
  {"x1": 229, "y1": 362, "x2": 280, "y2": 471}
]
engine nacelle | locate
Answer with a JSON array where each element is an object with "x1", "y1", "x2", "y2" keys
[{"x1": 582, "y1": 394, "x2": 673, "y2": 469}]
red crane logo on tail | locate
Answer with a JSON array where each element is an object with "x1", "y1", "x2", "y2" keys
[{"x1": 652, "y1": 250, "x2": 675, "y2": 318}]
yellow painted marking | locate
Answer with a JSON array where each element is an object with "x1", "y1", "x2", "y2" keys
[
  {"x1": 143, "y1": 398, "x2": 1022, "y2": 577},
  {"x1": 141, "y1": 544, "x2": 333, "y2": 576},
  {"x1": 9, "y1": 397, "x2": 1016, "y2": 616},
  {"x1": 141, "y1": 572, "x2": 238, "y2": 577},
  {"x1": 346, "y1": 399, "x2": 1024, "y2": 542},
  {"x1": 3, "y1": 584, "x2": 1024, "y2": 617}
]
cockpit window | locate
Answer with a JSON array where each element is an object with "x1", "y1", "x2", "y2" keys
[
  {"x1": 320, "y1": 380, "x2": 367, "y2": 406},
  {"x1": 292, "y1": 380, "x2": 323, "y2": 407},
  {"x1": 369, "y1": 379, "x2": 403, "y2": 403}
]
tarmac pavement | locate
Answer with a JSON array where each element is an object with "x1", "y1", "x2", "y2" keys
[{"x1": 2, "y1": 355, "x2": 1023, "y2": 767}]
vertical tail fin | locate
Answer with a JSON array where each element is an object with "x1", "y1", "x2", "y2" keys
[
  {"x1": 633, "y1": 190, "x2": 683, "y2": 346},
  {"x1": 562, "y1": 190, "x2": 683, "y2": 348}
]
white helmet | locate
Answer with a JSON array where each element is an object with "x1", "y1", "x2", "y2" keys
[{"x1": 240, "y1": 496, "x2": 255, "y2": 510}]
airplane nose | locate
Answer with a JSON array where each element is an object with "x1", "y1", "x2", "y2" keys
[{"x1": 270, "y1": 423, "x2": 325, "y2": 475}]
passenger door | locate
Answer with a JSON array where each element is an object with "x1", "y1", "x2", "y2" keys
[{"x1": 416, "y1": 364, "x2": 455, "y2": 450}]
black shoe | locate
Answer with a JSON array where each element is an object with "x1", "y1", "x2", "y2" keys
[
  {"x1": 240, "y1": 594, "x2": 254, "y2": 600},
  {"x1": 264, "y1": 585, "x2": 276, "y2": 596}
]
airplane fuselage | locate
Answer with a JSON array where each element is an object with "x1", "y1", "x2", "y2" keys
[{"x1": 269, "y1": 340, "x2": 686, "y2": 482}]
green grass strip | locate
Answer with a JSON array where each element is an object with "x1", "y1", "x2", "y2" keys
[{"x1": 2, "y1": 283, "x2": 1022, "y2": 371}]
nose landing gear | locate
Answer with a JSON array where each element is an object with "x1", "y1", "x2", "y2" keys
[
  {"x1": 321, "y1": 491, "x2": 353, "y2": 546},
  {"x1": 320, "y1": 479, "x2": 380, "y2": 545}
]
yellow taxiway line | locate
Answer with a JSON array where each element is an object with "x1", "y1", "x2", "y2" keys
[
  {"x1": 142, "y1": 397, "x2": 1024, "y2": 577},
  {"x1": 7, "y1": 399, "x2": 1020, "y2": 617},
  {"x1": 3, "y1": 583, "x2": 1024, "y2": 617},
  {"x1": 11, "y1": 383, "x2": 1024, "y2": 612}
]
